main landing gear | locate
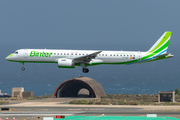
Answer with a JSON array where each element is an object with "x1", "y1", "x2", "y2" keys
[
  {"x1": 81, "y1": 63, "x2": 89, "y2": 73},
  {"x1": 21, "y1": 62, "x2": 25, "y2": 71},
  {"x1": 82, "y1": 68, "x2": 89, "y2": 73}
]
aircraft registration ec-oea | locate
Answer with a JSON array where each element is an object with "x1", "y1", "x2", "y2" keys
[{"x1": 6, "y1": 31, "x2": 174, "y2": 73}]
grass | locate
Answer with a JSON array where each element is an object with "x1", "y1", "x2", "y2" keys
[
  {"x1": 34, "y1": 94, "x2": 53, "y2": 99},
  {"x1": 26, "y1": 97, "x2": 35, "y2": 100},
  {"x1": 69, "y1": 100, "x2": 89, "y2": 104},
  {"x1": 0, "y1": 101, "x2": 8, "y2": 105},
  {"x1": 163, "y1": 102, "x2": 180, "y2": 105},
  {"x1": 69, "y1": 94, "x2": 180, "y2": 105},
  {"x1": 0, "y1": 94, "x2": 53, "y2": 101}
]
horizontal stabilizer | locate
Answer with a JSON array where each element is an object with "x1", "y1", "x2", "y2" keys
[{"x1": 155, "y1": 53, "x2": 174, "y2": 58}]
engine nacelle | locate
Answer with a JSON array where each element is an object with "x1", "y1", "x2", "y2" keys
[{"x1": 58, "y1": 59, "x2": 75, "y2": 68}]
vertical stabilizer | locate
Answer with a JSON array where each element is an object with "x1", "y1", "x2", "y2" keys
[{"x1": 147, "y1": 31, "x2": 172, "y2": 54}]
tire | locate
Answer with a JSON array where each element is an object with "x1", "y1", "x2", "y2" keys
[
  {"x1": 82, "y1": 68, "x2": 89, "y2": 73},
  {"x1": 22, "y1": 67, "x2": 25, "y2": 71},
  {"x1": 86, "y1": 68, "x2": 89, "y2": 73}
]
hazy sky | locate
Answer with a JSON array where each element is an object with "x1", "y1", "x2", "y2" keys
[{"x1": 0, "y1": 0, "x2": 180, "y2": 46}]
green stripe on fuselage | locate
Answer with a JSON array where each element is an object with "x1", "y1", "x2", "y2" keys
[
  {"x1": 58, "y1": 66, "x2": 75, "y2": 68},
  {"x1": 91, "y1": 59, "x2": 139, "y2": 66},
  {"x1": 142, "y1": 40, "x2": 169, "y2": 60}
]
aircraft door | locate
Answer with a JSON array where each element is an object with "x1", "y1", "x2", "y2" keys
[
  {"x1": 70, "y1": 50, "x2": 74, "y2": 58},
  {"x1": 24, "y1": 49, "x2": 28, "y2": 58},
  {"x1": 138, "y1": 51, "x2": 141, "y2": 60}
]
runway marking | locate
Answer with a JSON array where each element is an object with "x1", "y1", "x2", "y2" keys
[
  {"x1": 67, "y1": 109, "x2": 82, "y2": 110},
  {"x1": 89, "y1": 109, "x2": 104, "y2": 110},
  {"x1": 67, "y1": 108, "x2": 104, "y2": 110},
  {"x1": 0, "y1": 114, "x2": 73, "y2": 116}
]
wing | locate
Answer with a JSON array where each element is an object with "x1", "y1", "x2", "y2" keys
[{"x1": 73, "y1": 51, "x2": 102, "y2": 63}]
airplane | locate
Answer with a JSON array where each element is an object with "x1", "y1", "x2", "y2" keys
[{"x1": 6, "y1": 31, "x2": 174, "y2": 73}]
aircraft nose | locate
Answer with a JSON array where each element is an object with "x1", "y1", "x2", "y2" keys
[{"x1": 6, "y1": 54, "x2": 14, "y2": 61}]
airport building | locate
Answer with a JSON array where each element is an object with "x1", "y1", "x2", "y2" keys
[
  {"x1": 12, "y1": 87, "x2": 24, "y2": 97},
  {"x1": 12, "y1": 87, "x2": 33, "y2": 98},
  {"x1": 158, "y1": 91, "x2": 175, "y2": 102},
  {"x1": 53, "y1": 77, "x2": 106, "y2": 98},
  {"x1": 22, "y1": 91, "x2": 33, "y2": 97}
]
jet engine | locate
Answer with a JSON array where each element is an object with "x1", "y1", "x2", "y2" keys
[{"x1": 57, "y1": 59, "x2": 75, "y2": 68}]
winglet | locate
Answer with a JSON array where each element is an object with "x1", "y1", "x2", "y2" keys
[{"x1": 147, "y1": 31, "x2": 172, "y2": 54}]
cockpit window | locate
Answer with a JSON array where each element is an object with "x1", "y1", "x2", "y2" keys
[{"x1": 15, "y1": 52, "x2": 18, "y2": 54}]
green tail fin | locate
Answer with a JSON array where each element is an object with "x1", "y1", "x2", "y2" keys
[{"x1": 147, "y1": 31, "x2": 172, "y2": 54}]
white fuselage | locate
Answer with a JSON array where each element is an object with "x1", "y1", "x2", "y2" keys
[{"x1": 7, "y1": 49, "x2": 146, "y2": 65}]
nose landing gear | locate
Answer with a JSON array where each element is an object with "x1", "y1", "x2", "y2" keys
[
  {"x1": 21, "y1": 67, "x2": 25, "y2": 71},
  {"x1": 21, "y1": 62, "x2": 25, "y2": 71}
]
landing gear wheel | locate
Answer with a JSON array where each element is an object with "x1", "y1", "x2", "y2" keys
[
  {"x1": 86, "y1": 68, "x2": 89, "y2": 73},
  {"x1": 21, "y1": 67, "x2": 25, "y2": 71},
  {"x1": 82, "y1": 68, "x2": 89, "y2": 73}
]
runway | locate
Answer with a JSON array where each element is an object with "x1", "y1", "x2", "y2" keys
[
  {"x1": 0, "y1": 98, "x2": 180, "y2": 119},
  {"x1": 0, "y1": 106, "x2": 180, "y2": 118}
]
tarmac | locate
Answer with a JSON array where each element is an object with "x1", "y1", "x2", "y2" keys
[{"x1": 0, "y1": 98, "x2": 180, "y2": 120}]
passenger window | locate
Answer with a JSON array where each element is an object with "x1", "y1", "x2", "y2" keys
[
  {"x1": 110, "y1": 54, "x2": 112, "y2": 56},
  {"x1": 114, "y1": 54, "x2": 115, "y2": 56},
  {"x1": 67, "y1": 53, "x2": 69, "y2": 55},
  {"x1": 64, "y1": 53, "x2": 66, "y2": 55},
  {"x1": 54, "y1": 53, "x2": 56, "y2": 55}
]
